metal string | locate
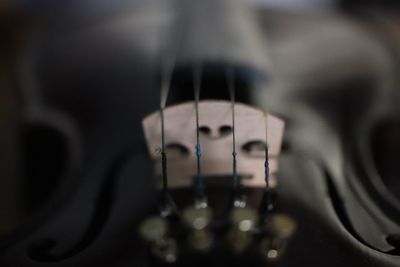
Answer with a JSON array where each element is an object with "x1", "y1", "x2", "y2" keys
[
  {"x1": 226, "y1": 66, "x2": 240, "y2": 193},
  {"x1": 259, "y1": 139, "x2": 274, "y2": 216},
  {"x1": 193, "y1": 63, "x2": 206, "y2": 203},
  {"x1": 160, "y1": 58, "x2": 174, "y2": 198},
  {"x1": 158, "y1": 51, "x2": 182, "y2": 217},
  {"x1": 264, "y1": 144, "x2": 270, "y2": 191}
]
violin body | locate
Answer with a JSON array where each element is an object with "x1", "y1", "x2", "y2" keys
[{"x1": 1, "y1": 1, "x2": 400, "y2": 266}]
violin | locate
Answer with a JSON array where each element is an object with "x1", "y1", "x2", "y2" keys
[{"x1": 1, "y1": 1, "x2": 400, "y2": 266}]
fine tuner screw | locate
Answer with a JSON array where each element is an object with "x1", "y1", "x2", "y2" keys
[
  {"x1": 228, "y1": 207, "x2": 258, "y2": 254},
  {"x1": 260, "y1": 214, "x2": 297, "y2": 262},
  {"x1": 138, "y1": 217, "x2": 178, "y2": 263},
  {"x1": 182, "y1": 206, "x2": 214, "y2": 252}
]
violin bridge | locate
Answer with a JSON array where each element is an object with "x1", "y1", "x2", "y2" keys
[{"x1": 142, "y1": 100, "x2": 285, "y2": 189}]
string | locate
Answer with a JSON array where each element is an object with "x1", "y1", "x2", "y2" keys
[
  {"x1": 226, "y1": 66, "x2": 240, "y2": 194},
  {"x1": 159, "y1": 58, "x2": 179, "y2": 217},
  {"x1": 193, "y1": 63, "x2": 206, "y2": 204},
  {"x1": 264, "y1": 144, "x2": 270, "y2": 191},
  {"x1": 259, "y1": 136, "x2": 274, "y2": 216},
  {"x1": 160, "y1": 58, "x2": 174, "y2": 198},
  {"x1": 157, "y1": 0, "x2": 192, "y2": 215}
]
